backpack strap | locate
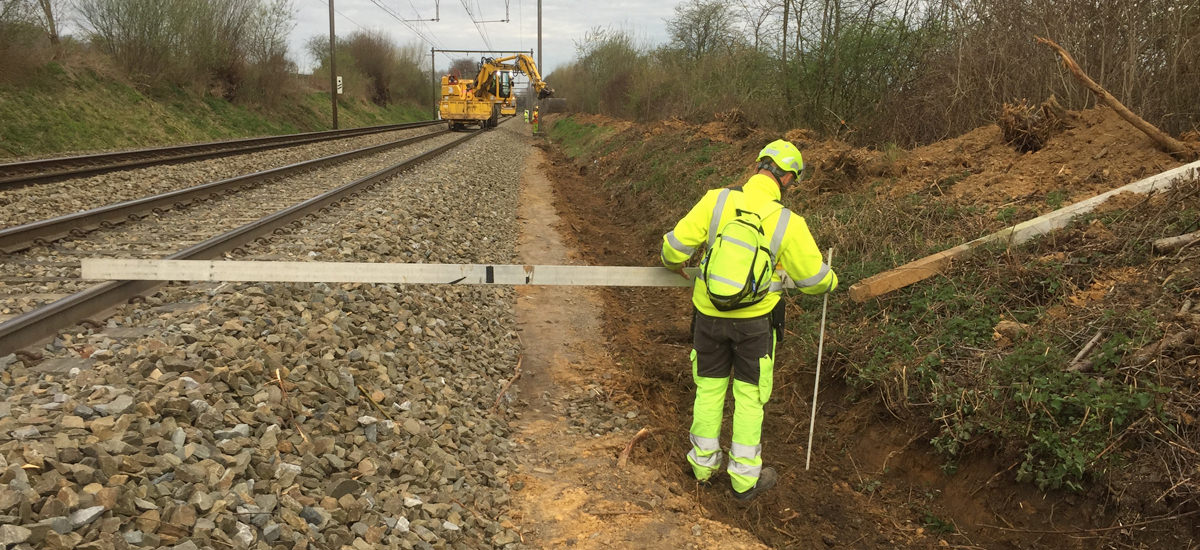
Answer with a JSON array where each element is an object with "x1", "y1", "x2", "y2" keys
[{"x1": 708, "y1": 188, "x2": 733, "y2": 248}]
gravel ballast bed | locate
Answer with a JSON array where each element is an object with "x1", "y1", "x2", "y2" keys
[{"x1": 0, "y1": 122, "x2": 529, "y2": 549}]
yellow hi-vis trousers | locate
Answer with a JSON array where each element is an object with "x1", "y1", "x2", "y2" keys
[{"x1": 687, "y1": 312, "x2": 776, "y2": 493}]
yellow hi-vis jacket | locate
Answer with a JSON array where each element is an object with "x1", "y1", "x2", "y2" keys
[{"x1": 661, "y1": 174, "x2": 837, "y2": 318}]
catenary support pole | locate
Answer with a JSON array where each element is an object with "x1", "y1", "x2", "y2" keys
[
  {"x1": 537, "y1": 0, "x2": 542, "y2": 71},
  {"x1": 430, "y1": 48, "x2": 436, "y2": 118},
  {"x1": 806, "y1": 248, "x2": 833, "y2": 470},
  {"x1": 328, "y1": 0, "x2": 338, "y2": 129}
]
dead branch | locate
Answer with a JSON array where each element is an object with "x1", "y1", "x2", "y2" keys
[
  {"x1": 1066, "y1": 330, "x2": 1104, "y2": 372},
  {"x1": 276, "y1": 368, "x2": 309, "y2": 443},
  {"x1": 1129, "y1": 329, "x2": 1199, "y2": 366},
  {"x1": 1036, "y1": 36, "x2": 1198, "y2": 161},
  {"x1": 980, "y1": 508, "x2": 1200, "y2": 535},
  {"x1": 617, "y1": 427, "x2": 656, "y2": 468},
  {"x1": 490, "y1": 356, "x2": 523, "y2": 413},
  {"x1": 1154, "y1": 230, "x2": 1200, "y2": 254},
  {"x1": 357, "y1": 384, "x2": 394, "y2": 422}
]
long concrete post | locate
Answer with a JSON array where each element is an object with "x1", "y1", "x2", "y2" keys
[
  {"x1": 431, "y1": 48, "x2": 436, "y2": 118},
  {"x1": 537, "y1": 0, "x2": 542, "y2": 71},
  {"x1": 537, "y1": 0, "x2": 542, "y2": 112},
  {"x1": 328, "y1": 0, "x2": 338, "y2": 129}
]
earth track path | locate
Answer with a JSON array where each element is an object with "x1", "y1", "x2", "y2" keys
[{"x1": 508, "y1": 139, "x2": 767, "y2": 549}]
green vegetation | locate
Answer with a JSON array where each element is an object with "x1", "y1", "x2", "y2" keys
[
  {"x1": 0, "y1": 0, "x2": 434, "y2": 158},
  {"x1": 0, "y1": 66, "x2": 428, "y2": 158},
  {"x1": 549, "y1": 117, "x2": 737, "y2": 200},
  {"x1": 547, "y1": 118, "x2": 616, "y2": 159}
]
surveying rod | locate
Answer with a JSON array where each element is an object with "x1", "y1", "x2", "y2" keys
[{"x1": 805, "y1": 248, "x2": 833, "y2": 470}]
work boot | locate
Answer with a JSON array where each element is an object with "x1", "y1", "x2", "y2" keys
[
  {"x1": 731, "y1": 466, "x2": 777, "y2": 502},
  {"x1": 685, "y1": 463, "x2": 715, "y2": 486}
]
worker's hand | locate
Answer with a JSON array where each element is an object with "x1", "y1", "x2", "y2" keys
[{"x1": 667, "y1": 264, "x2": 690, "y2": 280}]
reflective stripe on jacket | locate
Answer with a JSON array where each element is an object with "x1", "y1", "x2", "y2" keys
[{"x1": 661, "y1": 174, "x2": 837, "y2": 318}]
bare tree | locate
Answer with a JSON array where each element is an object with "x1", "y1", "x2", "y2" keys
[
  {"x1": 667, "y1": 0, "x2": 739, "y2": 60},
  {"x1": 449, "y1": 58, "x2": 477, "y2": 79},
  {"x1": 735, "y1": 0, "x2": 778, "y2": 52},
  {"x1": 26, "y1": 0, "x2": 60, "y2": 48}
]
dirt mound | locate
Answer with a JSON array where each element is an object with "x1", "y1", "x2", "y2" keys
[
  {"x1": 564, "y1": 105, "x2": 1189, "y2": 212},
  {"x1": 892, "y1": 106, "x2": 1184, "y2": 206},
  {"x1": 560, "y1": 105, "x2": 1187, "y2": 211},
  {"x1": 697, "y1": 109, "x2": 755, "y2": 142},
  {"x1": 784, "y1": 130, "x2": 882, "y2": 192}
]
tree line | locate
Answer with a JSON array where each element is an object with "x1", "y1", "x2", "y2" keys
[
  {"x1": 547, "y1": 0, "x2": 1200, "y2": 146},
  {"x1": 0, "y1": 0, "x2": 433, "y2": 110}
]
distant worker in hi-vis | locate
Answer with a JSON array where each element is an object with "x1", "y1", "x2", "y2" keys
[
  {"x1": 531, "y1": 107, "x2": 539, "y2": 134},
  {"x1": 523, "y1": 109, "x2": 529, "y2": 123},
  {"x1": 660, "y1": 139, "x2": 837, "y2": 501}
]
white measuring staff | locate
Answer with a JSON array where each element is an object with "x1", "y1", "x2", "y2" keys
[
  {"x1": 805, "y1": 248, "x2": 833, "y2": 470},
  {"x1": 81, "y1": 258, "x2": 799, "y2": 289}
]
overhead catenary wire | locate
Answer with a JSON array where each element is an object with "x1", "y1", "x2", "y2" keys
[
  {"x1": 310, "y1": 0, "x2": 370, "y2": 33},
  {"x1": 459, "y1": 0, "x2": 494, "y2": 50},
  {"x1": 367, "y1": 0, "x2": 444, "y2": 49},
  {"x1": 402, "y1": 0, "x2": 439, "y2": 21}
]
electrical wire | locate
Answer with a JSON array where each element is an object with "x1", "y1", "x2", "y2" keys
[
  {"x1": 367, "y1": 0, "x2": 444, "y2": 49},
  {"x1": 458, "y1": 0, "x2": 493, "y2": 50},
  {"x1": 310, "y1": 0, "x2": 370, "y2": 32}
]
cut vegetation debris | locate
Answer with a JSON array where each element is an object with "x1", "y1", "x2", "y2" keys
[{"x1": 544, "y1": 106, "x2": 1200, "y2": 548}]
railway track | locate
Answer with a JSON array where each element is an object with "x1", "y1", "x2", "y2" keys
[
  {"x1": 0, "y1": 130, "x2": 451, "y2": 254},
  {"x1": 0, "y1": 119, "x2": 443, "y2": 189},
  {"x1": 0, "y1": 124, "x2": 490, "y2": 355},
  {"x1": 0, "y1": 124, "x2": 447, "y2": 231}
]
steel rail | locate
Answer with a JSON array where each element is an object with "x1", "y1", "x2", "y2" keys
[
  {"x1": 0, "y1": 130, "x2": 451, "y2": 253},
  {"x1": 0, "y1": 129, "x2": 484, "y2": 356},
  {"x1": 0, "y1": 120, "x2": 443, "y2": 189}
]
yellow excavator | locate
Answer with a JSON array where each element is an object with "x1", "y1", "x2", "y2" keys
[{"x1": 439, "y1": 54, "x2": 553, "y2": 130}]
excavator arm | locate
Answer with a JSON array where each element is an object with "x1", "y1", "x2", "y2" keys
[{"x1": 472, "y1": 54, "x2": 554, "y2": 101}]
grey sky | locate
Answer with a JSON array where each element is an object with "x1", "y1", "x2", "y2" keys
[{"x1": 293, "y1": 0, "x2": 684, "y2": 77}]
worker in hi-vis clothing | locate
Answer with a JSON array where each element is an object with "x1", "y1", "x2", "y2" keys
[{"x1": 661, "y1": 139, "x2": 837, "y2": 501}]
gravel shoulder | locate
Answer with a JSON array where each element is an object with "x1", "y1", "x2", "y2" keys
[{"x1": 508, "y1": 141, "x2": 767, "y2": 549}]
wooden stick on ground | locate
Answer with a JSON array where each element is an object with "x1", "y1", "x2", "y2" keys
[
  {"x1": 1036, "y1": 36, "x2": 1198, "y2": 161},
  {"x1": 490, "y1": 357, "x2": 523, "y2": 413},
  {"x1": 1153, "y1": 230, "x2": 1200, "y2": 254},
  {"x1": 357, "y1": 384, "x2": 395, "y2": 422},
  {"x1": 617, "y1": 427, "x2": 655, "y2": 468}
]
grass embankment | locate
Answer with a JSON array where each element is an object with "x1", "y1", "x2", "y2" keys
[
  {"x1": 0, "y1": 63, "x2": 430, "y2": 158},
  {"x1": 548, "y1": 115, "x2": 1199, "y2": 509}
]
